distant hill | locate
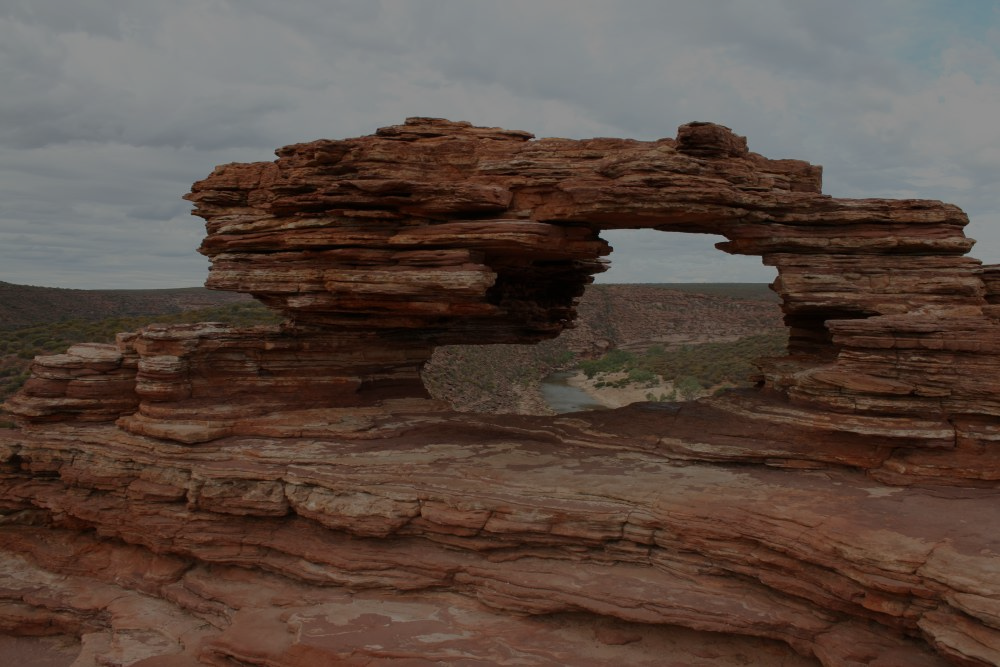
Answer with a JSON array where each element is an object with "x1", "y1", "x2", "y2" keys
[
  {"x1": 621, "y1": 283, "x2": 778, "y2": 301},
  {"x1": 0, "y1": 281, "x2": 250, "y2": 329},
  {"x1": 0, "y1": 281, "x2": 775, "y2": 330},
  {"x1": 576, "y1": 284, "x2": 779, "y2": 352}
]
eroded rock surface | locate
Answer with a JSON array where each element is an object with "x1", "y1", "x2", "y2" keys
[{"x1": 3, "y1": 119, "x2": 1000, "y2": 665}]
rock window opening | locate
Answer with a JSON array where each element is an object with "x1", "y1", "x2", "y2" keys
[{"x1": 423, "y1": 230, "x2": 787, "y2": 415}]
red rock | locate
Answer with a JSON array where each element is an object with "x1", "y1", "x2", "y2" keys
[
  {"x1": 3, "y1": 421, "x2": 992, "y2": 664},
  {"x1": 3, "y1": 343, "x2": 138, "y2": 424},
  {"x1": 3, "y1": 118, "x2": 1000, "y2": 665}
]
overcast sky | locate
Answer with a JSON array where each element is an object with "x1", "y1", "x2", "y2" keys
[{"x1": 2, "y1": 0, "x2": 999, "y2": 289}]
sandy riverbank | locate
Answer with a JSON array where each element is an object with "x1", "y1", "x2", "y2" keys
[{"x1": 564, "y1": 371, "x2": 679, "y2": 409}]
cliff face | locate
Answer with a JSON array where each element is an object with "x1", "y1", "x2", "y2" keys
[{"x1": 2, "y1": 119, "x2": 999, "y2": 666}]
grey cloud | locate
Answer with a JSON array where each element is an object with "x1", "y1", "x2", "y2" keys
[
  {"x1": 0, "y1": 213, "x2": 210, "y2": 289},
  {"x1": 125, "y1": 201, "x2": 191, "y2": 222},
  {"x1": 597, "y1": 230, "x2": 777, "y2": 285},
  {"x1": 1, "y1": 3, "x2": 309, "y2": 151},
  {"x1": 701, "y1": 0, "x2": 904, "y2": 86},
  {"x1": 1, "y1": 0, "x2": 998, "y2": 289},
  {"x1": 0, "y1": 0, "x2": 133, "y2": 38}
]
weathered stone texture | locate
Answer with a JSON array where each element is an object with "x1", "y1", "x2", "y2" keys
[
  {"x1": 178, "y1": 116, "x2": 994, "y2": 464},
  {"x1": 3, "y1": 343, "x2": 139, "y2": 424},
  {"x1": 2, "y1": 422, "x2": 995, "y2": 665},
  {"x1": 3, "y1": 119, "x2": 1000, "y2": 665}
]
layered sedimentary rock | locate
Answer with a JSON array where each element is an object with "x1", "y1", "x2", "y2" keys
[
  {"x1": 9, "y1": 323, "x2": 439, "y2": 443},
  {"x1": 4, "y1": 343, "x2": 140, "y2": 424},
  {"x1": 1, "y1": 415, "x2": 998, "y2": 665},
  {"x1": 3, "y1": 119, "x2": 1000, "y2": 665}
]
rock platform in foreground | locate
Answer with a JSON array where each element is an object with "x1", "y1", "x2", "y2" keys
[{"x1": 2, "y1": 414, "x2": 996, "y2": 666}]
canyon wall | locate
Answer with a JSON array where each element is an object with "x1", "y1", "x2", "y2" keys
[{"x1": 2, "y1": 119, "x2": 999, "y2": 665}]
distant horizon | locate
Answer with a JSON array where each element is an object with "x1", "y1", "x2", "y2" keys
[{"x1": 1, "y1": 278, "x2": 776, "y2": 292}]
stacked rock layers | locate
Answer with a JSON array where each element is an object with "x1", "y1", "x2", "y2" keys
[
  {"x1": 16, "y1": 118, "x2": 993, "y2": 464},
  {"x1": 1, "y1": 420, "x2": 996, "y2": 665},
  {"x1": 7, "y1": 118, "x2": 1000, "y2": 473},
  {"x1": 186, "y1": 118, "x2": 984, "y2": 399},
  {"x1": 6, "y1": 324, "x2": 437, "y2": 444},
  {"x1": 3, "y1": 119, "x2": 1000, "y2": 665}
]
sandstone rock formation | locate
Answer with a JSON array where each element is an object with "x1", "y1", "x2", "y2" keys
[{"x1": 2, "y1": 118, "x2": 1000, "y2": 665}]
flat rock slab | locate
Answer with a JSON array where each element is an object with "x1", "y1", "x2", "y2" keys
[{"x1": 2, "y1": 418, "x2": 996, "y2": 664}]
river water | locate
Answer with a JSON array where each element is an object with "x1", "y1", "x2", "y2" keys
[{"x1": 539, "y1": 370, "x2": 607, "y2": 414}]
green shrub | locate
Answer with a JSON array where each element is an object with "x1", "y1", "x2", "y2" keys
[
  {"x1": 627, "y1": 368, "x2": 657, "y2": 385},
  {"x1": 675, "y1": 376, "x2": 702, "y2": 400},
  {"x1": 580, "y1": 348, "x2": 635, "y2": 379}
]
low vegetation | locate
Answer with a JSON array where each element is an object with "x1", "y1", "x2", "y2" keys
[
  {"x1": 0, "y1": 281, "x2": 250, "y2": 328},
  {"x1": 425, "y1": 330, "x2": 787, "y2": 412},
  {"x1": 581, "y1": 332, "x2": 786, "y2": 391}
]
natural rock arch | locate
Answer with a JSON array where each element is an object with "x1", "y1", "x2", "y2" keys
[
  {"x1": 4, "y1": 119, "x2": 1000, "y2": 665},
  {"x1": 6, "y1": 117, "x2": 999, "y2": 483},
  {"x1": 187, "y1": 117, "x2": 980, "y2": 354},
  {"x1": 113, "y1": 119, "x2": 990, "y2": 475},
  {"x1": 188, "y1": 118, "x2": 976, "y2": 347}
]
